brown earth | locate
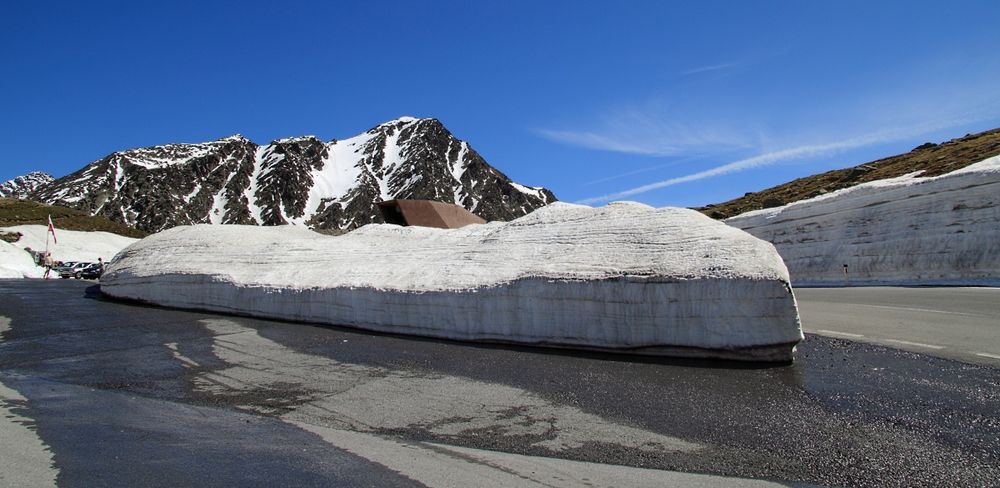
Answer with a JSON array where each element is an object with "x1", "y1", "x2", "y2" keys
[
  {"x1": 0, "y1": 198, "x2": 148, "y2": 238},
  {"x1": 698, "y1": 127, "x2": 1000, "y2": 219}
]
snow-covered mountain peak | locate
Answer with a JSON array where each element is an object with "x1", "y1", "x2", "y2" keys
[
  {"x1": 369, "y1": 116, "x2": 441, "y2": 134},
  {"x1": 383, "y1": 115, "x2": 421, "y2": 125},
  {"x1": 28, "y1": 118, "x2": 556, "y2": 232},
  {"x1": 273, "y1": 135, "x2": 321, "y2": 144},
  {"x1": 0, "y1": 171, "x2": 54, "y2": 199},
  {"x1": 217, "y1": 134, "x2": 250, "y2": 143},
  {"x1": 118, "y1": 141, "x2": 225, "y2": 169}
]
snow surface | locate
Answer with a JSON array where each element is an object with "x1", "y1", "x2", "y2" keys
[
  {"x1": 727, "y1": 155, "x2": 1000, "y2": 286},
  {"x1": 244, "y1": 146, "x2": 267, "y2": 224},
  {"x1": 0, "y1": 241, "x2": 43, "y2": 278},
  {"x1": 102, "y1": 202, "x2": 802, "y2": 360},
  {"x1": 1, "y1": 225, "x2": 139, "y2": 266},
  {"x1": 450, "y1": 141, "x2": 469, "y2": 204},
  {"x1": 510, "y1": 181, "x2": 547, "y2": 199},
  {"x1": 292, "y1": 132, "x2": 372, "y2": 226},
  {"x1": 120, "y1": 138, "x2": 239, "y2": 170},
  {"x1": 377, "y1": 127, "x2": 405, "y2": 199}
]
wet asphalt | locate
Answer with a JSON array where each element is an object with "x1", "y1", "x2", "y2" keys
[{"x1": 1, "y1": 279, "x2": 998, "y2": 487}]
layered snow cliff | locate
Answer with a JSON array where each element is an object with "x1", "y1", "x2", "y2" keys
[
  {"x1": 29, "y1": 117, "x2": 555, "y2": 233},
  {"x1": 726, "y1": 156, "x2": 1000, "y2": 286},
  {"x1": 101, "y1": 202, "x2": 803, "y2": 361}
]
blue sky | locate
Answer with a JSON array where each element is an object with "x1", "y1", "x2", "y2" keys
[{"x1": 3, "y1": 1, "x2": 1000, "y2": 208}]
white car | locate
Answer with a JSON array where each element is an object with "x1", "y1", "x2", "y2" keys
[{"x1": 59, "y1": 262, "x2": 92, "y2": 279}]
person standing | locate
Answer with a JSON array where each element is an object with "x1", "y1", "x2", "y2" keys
[{"x1": 42, "y1": 252, "x2": 54, "y2": 279}]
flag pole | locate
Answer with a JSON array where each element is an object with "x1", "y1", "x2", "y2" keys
[{"x1": 46, "y1": 214, "x2": 57, "y2": 256}]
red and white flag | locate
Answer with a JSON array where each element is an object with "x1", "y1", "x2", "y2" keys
[{"x1": 47, "y1": 215, "x2": 58, "y2": 244}]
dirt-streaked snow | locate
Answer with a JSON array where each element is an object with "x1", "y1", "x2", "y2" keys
[
  {"x1": 102, "y1": 202, "x2": 802, "y2": 361},
  {"x1": 727, "y1": 156, "x2": 1000, "y2": 286}
]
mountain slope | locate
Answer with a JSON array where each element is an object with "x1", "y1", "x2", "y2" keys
[
  {"x1": 699, "y1": 127, "x2": 1000, "y2": 219},
  {"x1": 29, "y1": 117, "x2": 556, "y2": 233},
  {"x1": 0, "y1": 198, "x2": 148, "y2": 238}
]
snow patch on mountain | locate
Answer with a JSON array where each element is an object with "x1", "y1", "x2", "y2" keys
[
  {"x1": 726, "y1": 155, "x2": 1000, "y2": 286},
  {"x1": 510, "y1": 181, "x2": 549, "y2": 199},
  {"x1": 101, "y1": 202, "x2": 802, "y2": 361}
]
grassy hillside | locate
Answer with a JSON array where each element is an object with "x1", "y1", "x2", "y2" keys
[
  {"x1": 0, "y1": 198, "x2": 148, "y2": 238},
  {"x1": 699, "y1": 127, "x2": 1000, "y2": 219}
]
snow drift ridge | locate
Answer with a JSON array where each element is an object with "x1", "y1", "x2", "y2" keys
[{"x1": 101, "y1": 202, "x2": 803, "y2": 361}]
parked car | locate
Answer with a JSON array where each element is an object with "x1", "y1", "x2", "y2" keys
[
  {"x1": 50, "y1": 261, "x2": 78, "y2": 275},
  {"x1": 59, "y1": 262, "x2": 92, "y2": 279},
  {"x1": 78, "y1": 262, "x2": 104, "y2": 280}
]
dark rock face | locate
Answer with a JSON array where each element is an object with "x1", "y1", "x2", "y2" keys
[
  {"x1": 256, "y1": 137, "x2": 328, "y2": 225},
  {"x1": 28, "y1": 118, "x2": 556, "y2": 233},
  {"x1": 0, "y1": 172, "x2": 54, "y2": 199},
  {"x1": 32, "y1": 136, "x2": 259, "y2": 232}
]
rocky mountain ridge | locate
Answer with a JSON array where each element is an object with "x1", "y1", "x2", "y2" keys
[
  {"x1": 0, "y1": 172, "x2": 54, "y2": 199},
  {"x1": 24, "y1": 117, "x2": 556, "y2": 233}
]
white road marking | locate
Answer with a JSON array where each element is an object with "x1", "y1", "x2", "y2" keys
[
  {"x1": 853, "y1": 303, "x2": 992, "y2": 318},
  {"x1": 883, "y1": 339, "x2": 945, "y2": 350},
  {"x1": 974, "y1": 352, "x2": 1000, "y2": 361},
  {"x1": 815, "y1": 329, "x2": 865, "y2": 338}
]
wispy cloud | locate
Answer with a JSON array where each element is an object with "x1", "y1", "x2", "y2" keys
[
  {"x1": 536, "y1": 108, "x2": 753, "y2": 157},
  {"x1": 536, "y1": 129, "x2": 689, "y2": 157},
  {"x1": 575, "y1": 118, "x2": 980, "y2": 205},
  {"x1": 581, "y1": 155, "x2": 705, "y2": 186},
  {"x1": 548, "y1": 48, "x2": 1000, "y2": 205},
  {"x1": 680, "y1": 61, "x2": 739, "y2": 76}
]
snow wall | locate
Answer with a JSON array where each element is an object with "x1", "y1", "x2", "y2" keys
[
  {"x1": 726, "y1": 156, "x2": 1000, "y2": 286},
  {"x1": 101, "y1": 202, "x2": 803, "y2": 361}
]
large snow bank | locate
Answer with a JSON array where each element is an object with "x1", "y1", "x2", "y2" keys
[
  {"x1": 0, "y1": 241, "x2": 43, "y2": 278},
  {"x1": 0, "y1": 225, "x2": 139, "y2": 264},
  {"x1": 726, "y1": 156, "x2": 1000, "y2": 286},
  {"x1": 102, "y1": 202, "x2": 803, "y2": 361}
]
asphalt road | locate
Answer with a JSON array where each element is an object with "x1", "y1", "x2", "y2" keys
[
  {"x1": 796, "y1": 287, "x2": 1000, "y2": 366},
  {"x1": 2, "y1": 280, "x2": 999, "y2": 487}
]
